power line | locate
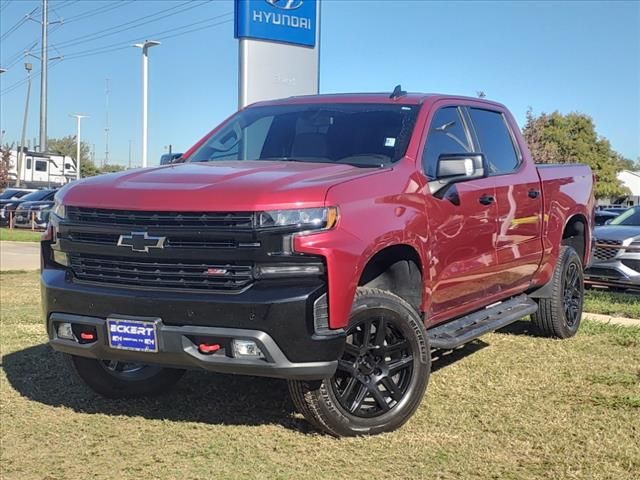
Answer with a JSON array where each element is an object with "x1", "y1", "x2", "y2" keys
[
  {"x1": 0, "y1": 6, "x2": 39, "y2": 41},
  {"x1": 46, "y1": 0, "x2": 207, "y2": 52},
  {"x1": 62, "y1": 0, "x2": 135, "y2": 24},
  {"x1": 0, "y1": 15, "x2": 231, "y2": 95},
  {"x1": 0, "y1": 57, "x2": 62, "y2": 96},
  {"x1": 61, "y1": 11, "x2": 232, "y2": 60},
  {"x1": 3, "y1": 39, "x2": 39, "y2": 69}
]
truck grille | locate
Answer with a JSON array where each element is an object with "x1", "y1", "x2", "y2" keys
[
  {"x1": 69, "y1": 254, "x2": 253, "y2": 291},
  {"x1": 67, "y1": 231, "x2": 238, "y2": 250},
  {"x1": 67, "y1": 207, "x2": 254, "y2": 229},
  {"x1": 593, "y1": 240, "x2": 622, "y2": 261}
]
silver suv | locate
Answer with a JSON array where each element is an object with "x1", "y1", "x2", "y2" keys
[{"x1": 585, "y1": 206, "x2": 640, "y2": 290}]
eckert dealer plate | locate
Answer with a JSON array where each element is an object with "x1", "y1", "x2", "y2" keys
[{"x1": 107, "y1": 317, "x2": 159, "y2": 353}]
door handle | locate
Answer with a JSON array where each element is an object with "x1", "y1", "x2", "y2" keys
[
  {"x1": 528, "y1": 189, "x2": 540, "y2": 199},
  {"x1": 479, "y1": 194, "x2": 495, "y2": 206}
]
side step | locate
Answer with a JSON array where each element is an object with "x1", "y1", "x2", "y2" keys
[{"x1": 427, "y1": 294, "x2": 538, "y2": 350}]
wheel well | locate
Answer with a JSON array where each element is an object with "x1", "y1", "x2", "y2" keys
[
  {"x1": 562, "y1": 215, "x2": 587, "y2": 264},
  {"x1": 358, "y1": 245, "x2": 423, "y2": 313}
]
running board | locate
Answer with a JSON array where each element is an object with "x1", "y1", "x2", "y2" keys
[{"x1": 427, "y1": 294, "x2": 538, "y2": 350}]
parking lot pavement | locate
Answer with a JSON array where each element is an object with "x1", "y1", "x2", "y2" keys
[{"x1": 0, "y1": 241, "x2": 40, "y2": 271}]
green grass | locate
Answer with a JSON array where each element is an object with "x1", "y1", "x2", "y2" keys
[
  {"x1": 1, "y1": 272, "x2": 639, "y2": 480},
  {"x1": 0, "y1": 227, "x2": 42, "y2": 242},
  {"x1": 584, "y1": 289, "x2": 640, "y2": 319}
]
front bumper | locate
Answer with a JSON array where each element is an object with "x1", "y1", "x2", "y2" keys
[
  {"x1": 42, "y1": 268, "x2": 344, "y2": 380},
  {"x1": 585, "y1": 259, "x2": 640, "y2": 290},
  {"x1": 14, "y1": 210, "x2": 48, "y2": 228}
]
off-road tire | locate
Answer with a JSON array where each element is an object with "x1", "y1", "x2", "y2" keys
[
  {"x1": 65, "y1": 354, "x2": 185, "y2": 398},
  {"x1": 288, "y1": 287, "x2": 430, "y2": 437},
  {"x1": 531, "y1": 245, "x2": 584, "y2": 338}
]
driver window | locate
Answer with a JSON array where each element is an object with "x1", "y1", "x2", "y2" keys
[{"x1": 422, "y1": 107, "x2": 471, "y2": 178}]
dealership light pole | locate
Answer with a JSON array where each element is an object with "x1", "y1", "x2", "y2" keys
[
  {"x1": 70, "y1": 114, "x2": 88, "y2": 181},
  {"x1": 17, "y1": 63, "x2": 33, "y2": 188},
  {"x1": 133, "y1": 40, "x2": 160, "y2": 168}
]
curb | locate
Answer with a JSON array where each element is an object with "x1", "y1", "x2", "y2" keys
[{"x1": 582, "y1": 312, "x2": 640, "y2": 328}]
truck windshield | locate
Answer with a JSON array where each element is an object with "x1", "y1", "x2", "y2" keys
[{"x1": 189, "y1": 103, "x2": 419, "y2": 167}]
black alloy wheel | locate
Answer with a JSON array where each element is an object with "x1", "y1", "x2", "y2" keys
[
  {"x1": 288, "y1": 287, "x2": 430, "y2": 437},
  {"x1": 563, "y1": 261, "x2": 582, "y2": 327},
  {"x1": 331, "y1": 314, "x2": 414, "y2": 418}
]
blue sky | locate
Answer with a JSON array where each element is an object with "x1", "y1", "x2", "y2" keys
[{"x1": 1, "y1": 0, "x2": 639, "y2": 167}]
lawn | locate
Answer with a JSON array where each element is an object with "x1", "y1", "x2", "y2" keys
[
  {"x1": 1, "y1": 272, "x2": 639, "y2": 480},
  {"x1": 584, "y1": 288, "x2": 640, "y2": 318},
  {"x1": 0, "y1": 227, "x2": 42, "y2": 242}
]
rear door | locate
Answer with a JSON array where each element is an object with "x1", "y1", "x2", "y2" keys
[
  {"x1": 420, "y1": 105, "x2": 500, "y2": 321},
  {"x1": 465, "y1": 107, "x2": 543, "y2": 296}
]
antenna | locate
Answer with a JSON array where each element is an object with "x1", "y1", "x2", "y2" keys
[
  {"x1": 104, "y1": 78, "x2": 110, "y2": 167},
  {"x1": 390, "y1": 84, "x2": 407, "y2": 100}
]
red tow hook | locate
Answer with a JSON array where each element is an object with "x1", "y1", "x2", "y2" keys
[
  {"x1": 80, "y1": 331, "x2": 96, "y2": 341},
  {"x1": 198, "y1": 343, "x2": 221, "y2": 354}
]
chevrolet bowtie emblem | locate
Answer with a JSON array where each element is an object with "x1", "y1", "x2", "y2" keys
[{"x1": 117, "y1": 232, "x2": 166, "y2": 253}]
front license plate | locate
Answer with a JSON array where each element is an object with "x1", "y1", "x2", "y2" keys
[{"x1": 107, "y1": 318, "x2": 159, "y2": 353}]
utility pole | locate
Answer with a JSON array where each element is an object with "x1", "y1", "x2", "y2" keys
[
  {"x1": 133, "y1": 40, "x2": 160, "y2": 168},
  {"x1": 128, "y1": 139, "x2": 132, "y2": 169},
  {"x1": 104, "y1": 78, "x2": 110, "y2": 167},
  {"x1": 17, "y1": 63, "x2": 33, "y2": 188},
  {"x1": 39, "y1": 0, "x2": 48, "y2": 153},
  {"x1": 70, "y1": 114, "x2": 88, "y2": 181}
]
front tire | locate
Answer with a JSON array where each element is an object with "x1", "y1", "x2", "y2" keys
[
  {"x1": 532, "y1": 245, "x2": 584, "y2": 338},
  {"x1": 289, "y1": 287, "x2": 430, "y2": 437},
  {"x1": 65, "y1": 355, "x2": 185, "y2": 398}
]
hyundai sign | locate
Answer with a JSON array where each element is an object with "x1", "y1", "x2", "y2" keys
[{"x1": 235, "y1": 0, "x2": 317, "y2": 47}]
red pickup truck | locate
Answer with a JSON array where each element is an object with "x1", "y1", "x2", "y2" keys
[{"x1": 43, "y1": 90, "x2": 595, "y2": 436}]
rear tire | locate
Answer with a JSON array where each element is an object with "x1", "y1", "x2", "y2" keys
[
  {"x1": 531, "y1": 245, "x2": 584, "y2": 338},
  {"x1": 65, "y1": 355, "x2": 185, "y2": 398},
  {"x1": 288, "y1": 287, "x2": 430, "y2": 437}
]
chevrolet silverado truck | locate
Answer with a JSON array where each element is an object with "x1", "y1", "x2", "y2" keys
[{"x1": 42, "y1": 90, "x2": 595, "y2": 437}]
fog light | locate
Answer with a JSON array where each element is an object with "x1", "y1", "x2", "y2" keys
[
  {"x1": 57, "y1": 322, "x2": 74, "y2": 340},
  {"x1": 232, "y1": 339, "x2": 264, "y2": 358},
  {"x1": 52, "y1": 250, "x2": 69, "y2": 266},
  {"x1": 257, "y1": 264, "x2": 323, "y2": 278}
]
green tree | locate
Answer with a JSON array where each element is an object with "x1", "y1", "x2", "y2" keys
[
  {"x1": 48, "y1": 136, "x2": 127, "y2": 178},
  {"x1": 523, "y1": 109, "x2": 630, "y2": 199},
  {"x1": 100, "y1": 164, "x2": 125, "y2": 174},
  {"x1": 48, "y1": 136, "x2": 94, "y2": 177},
  {"x1": 0, "y1": 143, "x2": 14, "y2": 188}
]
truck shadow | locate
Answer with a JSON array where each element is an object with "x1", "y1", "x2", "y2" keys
[{"x1": 3, "y1": 341, "x2": 487, "y2": 432}]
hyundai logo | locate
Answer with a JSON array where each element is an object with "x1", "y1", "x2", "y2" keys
[
  {"x1": 265, "y1": 0, "x2": 304, "y2": 10},
  {"x1": 117, "y1": 232, "x2": 166, "y2": 253}
]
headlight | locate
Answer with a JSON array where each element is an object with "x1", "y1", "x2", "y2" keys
[
  {"x1": 51, "y1": 197, "x2": 65, "y2": 219},
  {"x1": 258, "y1": 207, "x2": 338, "y2": 230}
]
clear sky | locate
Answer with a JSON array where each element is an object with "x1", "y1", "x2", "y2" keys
[{"x1": 1, "y1": 0, "x2": 639, "y2": 167}]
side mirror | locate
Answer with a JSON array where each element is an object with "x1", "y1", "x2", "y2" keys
[{"x1": 428, "y1": 153, "x2": 487, "y2": 195}]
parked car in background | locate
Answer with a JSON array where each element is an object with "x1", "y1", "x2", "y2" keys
[
  {"x1": 0, "y1": 188, "x2": 36, "y2": 202},
  {"x1": 595, "y1": 210, "x2": 620, "y2": 226},
  {"x1": 0, "y1": 189, "x2": 57, "y2": 227},
  {"x1": 585, "y1": 206, "x2": 640, "y2": 291}
]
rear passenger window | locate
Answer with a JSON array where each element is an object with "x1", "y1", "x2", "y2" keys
[
  {"x1": 468, "y1": 108, "x2": 520, "y2": 174},
  {"x1": 422, "y1": 107, "x2": 471, "y2": 178}
]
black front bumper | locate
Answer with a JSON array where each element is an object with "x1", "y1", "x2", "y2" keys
[{"x1": 43, "y1": 269, "x2": 344, "y2": 380}]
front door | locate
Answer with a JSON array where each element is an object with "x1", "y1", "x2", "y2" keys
[{"x1": 419, "y1": 105, "x2": 500, "y2": 323}]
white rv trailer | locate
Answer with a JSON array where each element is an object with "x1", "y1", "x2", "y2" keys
[{"x1": 7, "y1": 149, "x2": 77, "y2": 188}]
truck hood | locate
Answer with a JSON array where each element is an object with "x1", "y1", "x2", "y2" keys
[{"x1": 60, "y1": 161, "x2": 385, "y2": 211}]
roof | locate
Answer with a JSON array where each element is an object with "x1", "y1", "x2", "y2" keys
[{"x1": 249, "y1": 92, "x2": 507, "y2": 109}]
